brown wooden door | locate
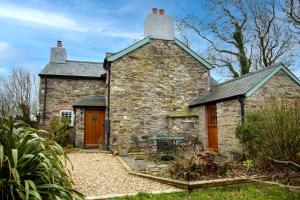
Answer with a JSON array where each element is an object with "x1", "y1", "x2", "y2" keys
[
  {"x1": 206, "y1": 104, "x2": 218, "y2": 151},
  {"x1": 84, "y1": 109, "x2": 105, "y2": 148}
]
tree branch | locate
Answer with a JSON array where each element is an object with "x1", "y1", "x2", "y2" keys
[{"x1": 268, "y1": 157, "x2": 300, "y2": 168}]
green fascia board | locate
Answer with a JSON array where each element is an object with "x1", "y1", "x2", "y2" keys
[
  {"x1": 107, "y1": 37, "x2": 150, "y2": 62},
  {"x1": 245, "y1": 64, "x2": 300, "y2": 97},
  {"x1": 174, "y1": 39, "x2": 213, "y2": 70}
]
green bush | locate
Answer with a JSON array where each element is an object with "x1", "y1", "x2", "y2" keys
[
  {"x1": 0, "y1": 116, "x2": 83, "y2": 200},
  {"x1": 236, "y1": 100, "x2": 300, "y2": 166},
  {"x1": 49, "y1": 116, "x2": 70, "y2": 145},
  {"x1": 242, "y1": 159, "x2": 254, "y2": 170}
]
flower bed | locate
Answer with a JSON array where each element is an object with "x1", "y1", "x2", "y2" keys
[{"x1": 118, "y1": 149, "x2": 299, "y2": 190}]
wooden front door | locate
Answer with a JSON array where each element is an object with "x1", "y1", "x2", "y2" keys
[
  {"x1": 207, "y1": 104, "x2": 218, "y2": 151},
  {"x1": 84, "y1": 109, "x2": 105, "y2": 148}
]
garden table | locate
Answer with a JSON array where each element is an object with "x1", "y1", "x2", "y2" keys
[{"x1": 149, "y1": 135, "x2": 184, "y2": 155}]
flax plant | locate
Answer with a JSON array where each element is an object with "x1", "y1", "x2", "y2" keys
[{"x1": 0, "y1": 116, "x2": 84, "y2": 200}]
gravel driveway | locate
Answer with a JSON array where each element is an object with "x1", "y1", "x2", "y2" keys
[{"x1": 68, "y1": 152, "x2": 178, "y2": 197}]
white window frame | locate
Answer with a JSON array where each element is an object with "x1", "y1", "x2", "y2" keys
[{"x1": 59, "y1": 110, "x2": 74, "y2": 127}]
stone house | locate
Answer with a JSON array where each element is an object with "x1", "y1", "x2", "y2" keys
[
  {"x1": 39, "y1": 41, "x2": 106, "y2": 147},
  {"x1": 39, "y1": 9, "x2": 300, "y2": 156}
]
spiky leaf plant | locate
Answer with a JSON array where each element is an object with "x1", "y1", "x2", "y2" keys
[{"x1": 0, "y1": 116, "x2": 84, "y2": 200}]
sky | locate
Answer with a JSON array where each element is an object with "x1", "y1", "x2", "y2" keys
[{"x1": 0, "y1": 0, "x2": 299, "y2": 80}]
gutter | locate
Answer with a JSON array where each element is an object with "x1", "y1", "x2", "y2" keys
[
  {"x1": 238, "y1": 96, "x2": 245, "y2": 122},
  {"x1": 189, "y1": 94, "x2": 246, "y2": 122},
  {"x1": 104, "y1": 59, "x2": 111, "y2": 151},
  {"x1": 189, "y1": 95, "x2": 243, "y2": 107}
]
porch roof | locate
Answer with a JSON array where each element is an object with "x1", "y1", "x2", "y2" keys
[{"x1": 73, "y1": 96, "x2": 106, "y2": 108}]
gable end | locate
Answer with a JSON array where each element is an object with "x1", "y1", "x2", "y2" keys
[
  {"x1": 245, "y1": 65, "x2": 300, "y2": 97},
  {"x1": 174, "y1": 39, "x2": 212, "y2": 70},
  {"x1": 107, "y1": 37, "x2": 150, "y2": 62},
  {"x1": 107, "y1": 37, "x2": 213, "y2": 70}
]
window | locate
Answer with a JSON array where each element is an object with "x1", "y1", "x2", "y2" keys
[{"x1": 60, "y1": 110, "x2": 74, "y2": 127}]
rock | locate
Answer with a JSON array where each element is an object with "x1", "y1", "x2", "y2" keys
[{"x1": 133, "y1": 160, "x2": 146, "y2": 171}]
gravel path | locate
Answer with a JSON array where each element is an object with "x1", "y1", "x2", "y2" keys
[{"x1": 68, "y1": 152, "x2": 178, "y2": 197}]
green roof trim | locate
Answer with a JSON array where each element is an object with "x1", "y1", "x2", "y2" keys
[
  {"x1": 107, "y1": 37, "x2": 150, "y2": 62},
  {"x1": 245, "y1": 64, "x2": 300, "y2": 97},
  {"x1": 106, "y1": 37, "x2": 213, "y2": 70},
  {"x1": 174, "y1": 39, "x2": 213, "y2": 70},
  {"x1": 189, "y1": 64, "x2": 300, "y2": 107}
]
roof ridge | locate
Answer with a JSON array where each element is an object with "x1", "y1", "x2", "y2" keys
[
  {"x1": 215, "y1": 65, "x2": 279, "y2": 87},
  {"x1": 107, "y1": 37, "x2": 150, "y2": 62},
  {"x1": 66, "y1": 60, "x2": 103, "y2": 64}
]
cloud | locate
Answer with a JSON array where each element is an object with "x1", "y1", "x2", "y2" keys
[
  {"x1": 0, "y1": 4, "x2": 88, "y2": 32},
  {"x1": 0, "y1": 41, "x2": 10, "y2": 54},
  {"x1": 0, "y1": 3, "x2": 142, "y2": 39},
  {"x1": 0, "y1": 41, "x2": 22, "y2": 60}
]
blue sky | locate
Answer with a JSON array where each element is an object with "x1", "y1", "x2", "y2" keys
[{"x1": 0, "y1": 0, "x2": 299, "y2": 80}]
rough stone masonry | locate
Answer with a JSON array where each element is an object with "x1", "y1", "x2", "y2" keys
[{"x1": 108, "y1": 39, "x2": 209, "y2": 154}]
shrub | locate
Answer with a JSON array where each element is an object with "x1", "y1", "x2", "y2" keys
[
  {"x1": 169, "y1": 149, "x2": 218, "y2": 180},
  {"x1": 242, "y1": 159, "x2": 254, "y2": 170},
  {"x1": 0, "y1": 116, "x2": 83, "y2": 200},
  {"x1": 49, "y1": 116, "x2": 70, "y2": 145},
  {"x1": 236, "y1": 100, "x2": 300, "y2": 166},
  {"x1": 218, "y1": 161, "x2": 234, "y2": 177}
]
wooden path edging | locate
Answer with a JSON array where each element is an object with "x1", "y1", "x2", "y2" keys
[{"x1": 116, "y1": 156, "x2": 300, "y2": 190}]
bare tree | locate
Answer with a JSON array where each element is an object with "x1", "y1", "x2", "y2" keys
[
  {"x1": 178, "y1": 0, "x2": 295, "y2": 77},
  {"x1": 285, "y1": 0, "x2": 300, "y2": 31},
  {"x1": 176, "y1": 20, "x2": 191, "y2": 47},
  {"x1": 0, "y1": 68, "x2": 39, "y2": 124},
  {"x1": 250, "y1": 0, "x2": 294, "y2": 68},
  {"x1": 179, "y1": 0, "x2": 251, "y2": 78}
]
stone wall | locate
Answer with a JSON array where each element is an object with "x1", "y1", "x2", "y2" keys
[
  {"x1": 190, "y1": 106, "x2": 207, "y2": 149},
  {"x1": 245, "y1": 70, "x2": 300, "y2": 109},
  {"x1": 216, "y1": 99, "x2": 243, "y2": 156},
  {"x1": 109, "y1": 39, "x2": 209, "y2": 153},
  {"x1": 191, "y1": 100, "x2": 243, "y2": 156},
  {"x1": 39, "y1": 77, "x2": 105, "y2": 124},
  {"x1": 74, "y1": 108, "x2": 85, "y2": 147},
  {"x1": 188, "y1": 70, "x2": 300, "y2": 157},
  {"x1": 168, "y1": 115, "x2": 199, "y2": 136},
  {"x1": 39, "y1": 76, "x2": 106, "y2": 146}
]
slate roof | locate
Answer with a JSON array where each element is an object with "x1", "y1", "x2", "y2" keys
[
  {"x1": 39, "y1": 60, "x2": 106, "y2": 78},
  {"x1": 73, "y1": 96, "x2": 105, "y2": 108},
  {"x1": 189, "y1": 65, "x2": 300, "y2": 106}
]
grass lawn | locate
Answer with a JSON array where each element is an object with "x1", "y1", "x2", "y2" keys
[{"x1": 117, "y1": 183, "x2": 300, "y2": 200}]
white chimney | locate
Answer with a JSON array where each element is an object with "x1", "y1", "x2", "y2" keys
[
  {"x1": 50, "y1": 40, "x2": 67, "y2": 63},
  {"x1": 144, "y1": 8, "x2": 175, "y2": 40}
]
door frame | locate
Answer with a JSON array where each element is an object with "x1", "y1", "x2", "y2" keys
[
  {"x1": 84, "y1": 107, "x2": 105, "y2": 148},
  {"x1": 206, "y1": 103, "x2": 218, "y2": 151}
]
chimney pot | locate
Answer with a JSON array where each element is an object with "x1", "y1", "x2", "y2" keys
[
  {"x1": 152, "y1": 8, "x2": 158, "y2": 14},
  {"x1": 159, "y1": 9, "x2": 165, "y2": 15},
  {"x1": 57, "y1": 40, "x2": 62, "y2": 48}
]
